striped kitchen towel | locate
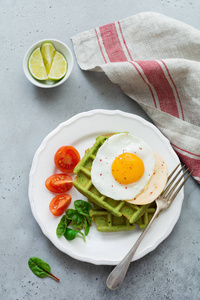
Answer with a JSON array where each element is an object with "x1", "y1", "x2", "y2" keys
[{"x1": 72, "y1": 12, "x2": 200, "y2": 183}]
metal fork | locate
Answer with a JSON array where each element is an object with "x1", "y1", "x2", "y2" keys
[{"x1": 106, "y1": 164, "x2": 193, "y2": 290}]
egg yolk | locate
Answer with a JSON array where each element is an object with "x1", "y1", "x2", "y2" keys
[{"x1": 111, "y1": 153, "x2": 145, "y2": 184}]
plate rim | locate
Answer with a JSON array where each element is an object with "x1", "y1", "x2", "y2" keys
[{"x1": 29, "y1": 109, "x2": 183, "y2": 265}]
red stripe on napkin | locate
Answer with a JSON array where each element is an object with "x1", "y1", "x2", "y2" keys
[
  {"x1": 175, "y1": 152, "x2": 200, "y2": 183},
  {"x1": 172, "y1": 144, "x2": 200, "y2": 158},
  {"x1": 136, "y1": 60, "x2": 180, "y2": 118},
  {"x1": 99, "y1": 23, "x2": 127, "y2": 62},
  {"x1": 94, "y1": 28, "x2": 107, "y2": 64},
  {"x1": 160, "y1": 60, "x2": 184, "y2": 120},
  {"x1": 117, "y1": 21, "x2": 133, "y2": 60},
  {"x1": 129, "y1": 61, "x2": 158, "y2": 108},
  {"x1": 172, "y1": 143, "x2": 200, "y2": 182}
]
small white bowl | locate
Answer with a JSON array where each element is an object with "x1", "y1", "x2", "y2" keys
[{"x1": 23, "y1": 39, "x2": 74, "y2": 88}]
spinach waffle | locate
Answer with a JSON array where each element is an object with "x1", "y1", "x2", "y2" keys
[
  {"x1": 73, "y1": 134, "x2": 151, "y2": 224},
  {"x1": 89, "y1": 202, "x2": 156, "y2": 232}
]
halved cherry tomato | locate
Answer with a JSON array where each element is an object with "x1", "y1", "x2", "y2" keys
[
  {"x1": 54, "y1": 146, "x2": 80, "y2": 173},
  {"x1": 49, "y1": 194, "x2": 72, "y2": 216},
  {"x1": 45, "y1": 174, "x2": 73, "y2": 193}
]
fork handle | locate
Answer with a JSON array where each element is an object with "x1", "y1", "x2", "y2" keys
[{"x1": 106, "y1": 208, "x2": 160, "y2": 290}]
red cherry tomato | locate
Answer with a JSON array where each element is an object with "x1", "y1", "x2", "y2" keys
[
  {"x1": 49, "y1": 194, "x2": 72, "y2": 216},
  {"x1": 45, "y1": 174, "x2": 73, "y2": 193},
  {"x1": 54, "y1": 146, "x2": 80, "y2": 173}
]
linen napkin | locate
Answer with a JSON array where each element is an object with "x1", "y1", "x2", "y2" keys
[{"x1": 72, "y1": 12, "x2": 200, "y2": 183}]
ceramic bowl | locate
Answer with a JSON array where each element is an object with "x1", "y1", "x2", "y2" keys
[{"x1": 23, "y1": 39, "x2": 74, "y2": 88}]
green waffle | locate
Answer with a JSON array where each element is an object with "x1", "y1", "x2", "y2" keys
[
  {"x1": 73, "y1": 134, "x2": 150, "y2": 224},
  {"x1": 135, "y1": 202, "x2": 156, "y2": 229},
  {"x1": 89, "y1": 202, "x2": 156, "y2": 232},
  {"x1": 89, "y1": 206, "x2": 135, "y2": 232}
]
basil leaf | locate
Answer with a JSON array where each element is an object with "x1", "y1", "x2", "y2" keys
[
  {"x1": 66, "y1": 209, "x2": 84, "y2": 229},
  {"x1": 28, "y1": 257, "x2": 59, "y2": 281},
  {"x1": 56, "y1": 215, "x2": 70, "y2": 238},
  {"x1": 64, "y1": 228, "x2": 86, "y2": 242}
]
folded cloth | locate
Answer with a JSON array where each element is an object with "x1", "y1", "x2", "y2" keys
[{"x1": 72, "y1": 12, "x2": 200, "y2": 183}]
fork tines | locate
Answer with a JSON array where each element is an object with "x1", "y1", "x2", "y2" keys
[{"x1": 163, "y1": 164, "x2": 193, "y2": 202}]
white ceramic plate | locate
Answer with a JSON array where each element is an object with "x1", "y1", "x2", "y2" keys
[{"x1": 29, "y1": 109, "x2": 183, "y2": 265}]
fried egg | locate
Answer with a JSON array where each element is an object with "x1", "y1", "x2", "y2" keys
[{"x1": 91, "y1": 133, "x2": 155, "y2": 200}]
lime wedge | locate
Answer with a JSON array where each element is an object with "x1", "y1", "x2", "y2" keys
[
  {"x1": 48, "y1": 51, "x2": 67, "y2": 81},
  {"x1": 41, "y1": 42, "x2": 56, "y2": 75},
  {"x1": 28, "y1": 47, "x2": 48, "y2": 80}
]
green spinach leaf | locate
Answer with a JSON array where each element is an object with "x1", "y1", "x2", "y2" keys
[
  {"x1": 56, "y1": 200, "x2": 93, "y2": 242},
  {"x1": 84, "y1": 218, "x2": 90, "y2": 236},
  {"x1": 56, "y1": 215, "x2": 70, "y2": 238},
  {"x1": 28, "y1": 257, "x2": 59, "y2": 281},
  {"x1": 64, "y1": 228, "x2": 86, "y2": 242},
  {"x1": 74, "y1": 200, "x2": 92, "y2": 225},
  {"x1": 66, "y1": 209, "x2": 84, "y2": 229},
  {"x1": 74, "y1": 200, "x2": 92, "y2": 216}
]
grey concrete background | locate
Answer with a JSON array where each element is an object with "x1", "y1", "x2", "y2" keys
[{"x1": 1, "y1": 1, "x2": 200, "y2": 300}]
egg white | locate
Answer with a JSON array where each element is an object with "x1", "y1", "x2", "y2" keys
[{"x1": 91, "y1": 133, "x2": 155, "y2": 200}]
